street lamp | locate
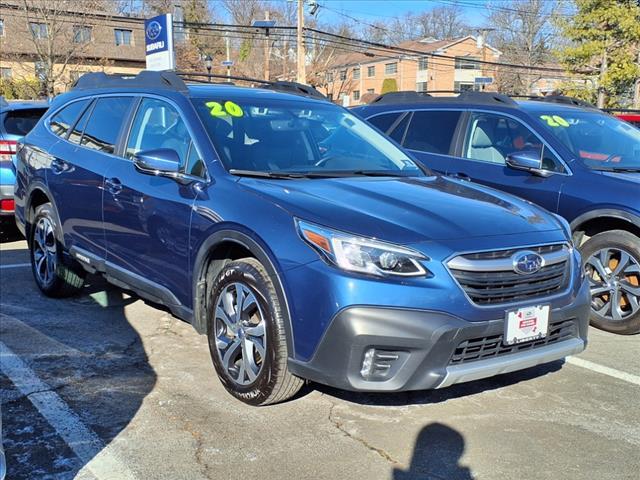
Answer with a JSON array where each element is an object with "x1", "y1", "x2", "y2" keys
[{"x1": 205, "y1": 55, "x2": 213, "y2": 82}]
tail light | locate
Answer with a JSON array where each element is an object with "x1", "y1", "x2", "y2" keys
[
  {"x1": 0, "y1": 140, "x2": 17, "y2": 162},
  {"x1": 0, "y1": 199, "x2": 15, "y2": 212}
]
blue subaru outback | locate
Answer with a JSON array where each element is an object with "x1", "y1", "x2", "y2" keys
[
  {"x1": 354, "y1": 92, "x2": 640, "y2": 335},
  {"x1": 15, "y1": 72, "x2": 589, "y2": 405}
]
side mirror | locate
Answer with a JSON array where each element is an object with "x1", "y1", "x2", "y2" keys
[
  {"x1": 133, "y1": 149, "x2": 181, "y2": 177},
  {"x1": 506, "y1": 150, "x2": 550, "y2": 177}
]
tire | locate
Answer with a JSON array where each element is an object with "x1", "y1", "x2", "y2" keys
[
  {"x1": 206, "y1": 257, "x2": 303, "y2": 405},
  {"x1": 581, "y1": 230, "x2": 640, "y2": 335},
  {"x1": 29, "y1": 203, "x2": 85, "y2": 297}
]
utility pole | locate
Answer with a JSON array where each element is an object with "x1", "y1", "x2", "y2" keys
[
  {"x1": 297, "y1": 0, "x2": 306, "y2": 84},
  {"x1": 264, "y1": 11, "x2": 271, "y2": 81},
  {"x1": 634, "y1": 49, "x2": 640, "y2": 109},
  {"x1": 597, "y1": 49, "x2": 608, "y2": 109},
  {"x1": 225, "y1": 37, "x2": 231, "y2": 82}
]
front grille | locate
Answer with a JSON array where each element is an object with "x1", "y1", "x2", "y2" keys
[
  {"x1": 448, "y1": 244, "x2": 571, "y2": 305},
  {"x1": 449, "y1": 319, "x2": 577, "y2": 365}
]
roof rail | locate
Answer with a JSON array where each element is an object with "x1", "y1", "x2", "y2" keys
[
  {"x1": 71, "y1": 71, "x2": 188, "y2": 92},
  {"x1": 174, "y1": 71, "x2": 328, "y2": 101},
  {"x1": 369, "y1": 90, "x2": 516, "y2": 106},
  {"x1": 370, "y1": 91, "x2": 432, "y2": 104},
  {"x1": 533, "y1": 95, "x2": 596, "y2": 109}
]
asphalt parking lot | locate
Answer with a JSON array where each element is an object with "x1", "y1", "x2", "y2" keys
[{"x1": 1, "y1": 225, "x2": 639, "y2": 480}]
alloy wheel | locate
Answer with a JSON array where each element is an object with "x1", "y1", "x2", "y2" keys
[
  {"x1": 214, "y1": 282, "x2": 267, "y2": 386},
  {"x1": 585, "y1": 247, "x2": 640, "y2": 322},
  {"x1": 32, "y1": 216, "x2": 57, "y2": 287}
]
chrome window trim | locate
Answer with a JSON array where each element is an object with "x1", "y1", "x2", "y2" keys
[
  {"x1": 47, "y1": 92, "x2": 211, "y2": 183},
  {"x1": 365, "y1": 107, "x2": 573, "y2": 176}
]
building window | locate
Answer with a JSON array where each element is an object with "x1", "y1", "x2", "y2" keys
[
  {"x1": 34, "y1": 61, "x2": 47, "y2": 81},
  {"x1": 418, "y1": 57, "x2": 428, "y2": 71},
  {"x1": 384, "y1": 62, "x2": 397, "y2": 75},
  {"x1": 353, "y1": 90, "x2": 360, "y2": 101},
  {"x1": 339, "y1": 70, "x2": 347, "y2": 81},
  {"x1": 114, "y1": 28, "x2": 133, "y2": 46},
  {"x1": 367, "y1": 88, "x2": 374, "y2": 94},
  {"x1": 367, "y1": 66, "x2": 375, "y2": 77},
  {"x1": 29, "y1": 22, "x2": 48, "y2": 39},
  {"x1": 416, "y1": 82, "x2": 428, "y2": 92},
  {"x1": 0, "y1": 67, "x2": 12, "y2": 79},
  {"x1": 73, "y1": 25, "x2": 92, "y2": 44},
  {"x1": 455, "y1": 57, "x2": 480, "y2": 70},
  {"x1": 326, "y1": 71, "x2": 333, "y2": 82},
  {"x1": 353, "y1": 67, "x2": 360, "y2": 80},
  {"x1": 0, "y1": 19, "x2": 5, "y2": 37},
  {"x1": 454, "y1": 81, "x2": 479, "y2": 92}
]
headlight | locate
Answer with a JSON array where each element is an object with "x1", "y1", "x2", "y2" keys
[{"x1": 297, "y1": 220, "x2": 429, "y2": 277}]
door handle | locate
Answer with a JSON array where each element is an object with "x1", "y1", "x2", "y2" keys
[
  {"x1": 105, "y1": 177, "x2": 123, "y2": 195},
  {"x1": 50, "y1": 158, "x2": 68, "y2": 175},
  {"x1": 450, "y1": 172, "x2": 471, "y2": 181}
]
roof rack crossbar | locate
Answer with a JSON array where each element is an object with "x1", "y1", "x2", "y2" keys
[
  {"x1": 174, "y1": 71, "x2": 328, "y2": 100},
  {"x1": 370, "y1": 90, "x2": 516, "y2": 106},
  {"x1": 71, "y1": 71, "x2": 188, "y2": 92}
]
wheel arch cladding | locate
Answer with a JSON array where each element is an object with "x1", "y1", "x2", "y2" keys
[
  {"x1": 571, "y1": 209, "x2": 640, "y2": 242},
  {"x1": 192, "y1": 229, "x2": 296, "y2": 357},
  {"x1": 26, "y1": 186, "x2": 58, "y2": 245}
]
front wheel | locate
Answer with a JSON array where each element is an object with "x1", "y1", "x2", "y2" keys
[
  {"x1": 582, "y1": 230, "x2": 640, "y2": 335},
  {"x1": 206, "y1": 258, "x2": 303, "y2": 405}
]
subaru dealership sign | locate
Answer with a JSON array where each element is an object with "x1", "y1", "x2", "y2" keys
[{"x1": 145, "y1": 14, "x2": 175, "y2": 71}]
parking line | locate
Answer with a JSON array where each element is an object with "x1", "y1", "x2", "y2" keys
[
  {"x1": 0, "y1": 262, "x2": 31, "y2": 269},
  {"x1": 0, "y1": 341, "x2": 137, "y2": 480},
  {"x1": 567, "y1": 356, "x2": 640, "y2": 387}
]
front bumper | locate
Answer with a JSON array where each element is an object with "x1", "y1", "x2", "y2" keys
[{"x1": 288, "y1": 278, "x2": 590, "y2": 392}]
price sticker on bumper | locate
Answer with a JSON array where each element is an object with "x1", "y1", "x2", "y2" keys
[{"x1": 504, "y1": 305, "x2": 549, "y2": 345}]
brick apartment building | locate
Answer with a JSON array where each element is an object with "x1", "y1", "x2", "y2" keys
[
  {"x1": 319, "y1": 36, "x2": 502, "y2": 106},
  {"x1": 0, "y1": 1, "x2": 146, "y2": 93}
]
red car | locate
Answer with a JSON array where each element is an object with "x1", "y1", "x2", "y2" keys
[{"x1": 609, "y1": 110, "x2": 640, "y2": 128}]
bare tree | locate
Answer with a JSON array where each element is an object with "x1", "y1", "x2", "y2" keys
[
  {"x1": 13, "y1": 0, "x2": 113, "y2": 96},
  {"x1": 486, "y1": 0, "x2": 562, "y2": 95}
]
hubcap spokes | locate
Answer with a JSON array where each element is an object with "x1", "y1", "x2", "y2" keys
[
  {"x1": 585, "y1": 247, "x2": 640, "y2": 322},
  {"x1": 214, "y1": 282, "x2": 266, "y2": 385},
  {"x1": 33, "y1": 217, "x2": 57, "y2": 286}
]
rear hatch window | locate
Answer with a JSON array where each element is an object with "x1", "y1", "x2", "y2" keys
[{"x1": 3, "y1": 108, "x2": 48, "y2": 136}]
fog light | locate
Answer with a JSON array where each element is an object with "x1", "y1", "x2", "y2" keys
[{"x1": 360, "y1": 348, "x2": 376, "y2": 379}]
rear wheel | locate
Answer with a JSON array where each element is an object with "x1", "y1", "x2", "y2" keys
[
  {"x1": 206, "y1": 257, "x2": 303, "y2": 405},
  {"x1": 29, "y1": 203, "x2": 85, "y2": 297},
  {"x1": 582, "y1": 230, "x2": 640, "y2": 335}
]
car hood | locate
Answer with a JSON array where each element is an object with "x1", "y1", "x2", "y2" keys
[{"x1": 239, "y1": 175, "x2": 563, "y2": 244}]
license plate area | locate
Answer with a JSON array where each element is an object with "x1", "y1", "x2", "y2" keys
[{"x1": 504, "y1": 305, "x2": 549, "y2": 346}]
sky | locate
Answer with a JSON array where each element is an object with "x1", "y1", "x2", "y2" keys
[{"x1": 306, "y1": 0, "x2": 488, "y2": 28}]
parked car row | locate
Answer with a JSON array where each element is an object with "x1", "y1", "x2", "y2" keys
[
  {"x1": 0, "y1": 97, "x2": 48, "y2": 222},
  {"x1": 353, "y1": 91, "x2": 640, "y2": 336},
  {"x1": 6, "y1": 72, "x2": 635, "y2": 407}
]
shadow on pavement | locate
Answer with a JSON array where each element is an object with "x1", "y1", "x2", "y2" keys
[
  {"x1": 315, "y1": 360, "x2": 564, "y2": 407},
  {"x1": 0, "y1": 221, "x2": 23, "y2": 243},
  {"x1": 393, "y1": 423, "x2": 473, "y2": 480},
  {"x1": 1, "y1": 269, "x2": 156, "y2": 479}
]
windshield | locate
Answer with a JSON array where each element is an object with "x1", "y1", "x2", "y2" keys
[
  {"x1": 533, "y1": 109, "x2": 640, "y2": 171},
  {"x1": 191, "y1": 97, "x2": 423, "y2": 177}
]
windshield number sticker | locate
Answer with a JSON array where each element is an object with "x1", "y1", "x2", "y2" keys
[
  {"x1": 206, "y1": 101, "x2": 244, "y2": 118},
  {"x1": 540, "y1": 115, "x2": 570, "y2": 127}
]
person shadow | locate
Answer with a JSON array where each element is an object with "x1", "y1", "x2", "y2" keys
[{"x1": 393, "y1": 423, "x2": 474, "y2": 480}]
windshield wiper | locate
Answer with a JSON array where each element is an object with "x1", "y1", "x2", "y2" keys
[
  {"x1": 593, "y1": 166, "x2": 640, "y2": 173},
  {"x1": 229, "y1": 169, "x2": 308, "y2": 179},
  {"x1": 348, "y1": 170, "x2": 414, "y2": 177}
]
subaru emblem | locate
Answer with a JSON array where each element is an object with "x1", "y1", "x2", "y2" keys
[
  {"x1": 512, "y1": 251, "x2": 544, "y2": 275},
  {"x1": 146, "y1": 21, "x2": 162, "y2": 41}
]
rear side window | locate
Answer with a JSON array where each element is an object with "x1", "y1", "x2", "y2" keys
[
  {"x1": 367, "y1": 113, "x2": 401, "y2": 134},
  {"x1": 403, "y1": 110, "x2": 462, "y2": 155},
  {"x1": 3, "y1": 108, "x2": 47, "y2": 136},
  {"x1": 80, "y1": 97, "x2": 133, "y2": 154},
  {"x1": 68, "y1": 100, "x2": 94, "y2": 145},
  {"x1": 49, "y1": 100, "x2": 88, "y2": 137}
]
